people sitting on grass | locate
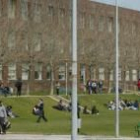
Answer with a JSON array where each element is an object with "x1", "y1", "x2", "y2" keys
[
  {"x1": 106, "y1": 98, "x2": 139, "y2": 110},
  {"x1": 83, "y1": 106, "x2": 90, "y2": 114},
  {"x1": 91, "y1": 105, "x2": 99, "y2": 115},
  {"x1": 53, "y1": 99, "x2": 67, "y2": 111},
  {"x1": 6, "y1": 105, "x2": 19, "y2": 118}
]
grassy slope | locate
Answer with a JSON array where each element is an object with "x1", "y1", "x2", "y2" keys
[
  {"x1": 78, "y1": 94, "x2": 140, "y2": 136},
  {"x1": 1, "y1": 93, "x2": 140, "y2": 137}
]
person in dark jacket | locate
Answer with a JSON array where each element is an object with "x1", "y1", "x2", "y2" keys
[
  {"x1": 36, "y1": 98, "x2": 48, "y2": 123},
  {"x1": 15, "y1": 78, "x2": 22, "y2": 96}
]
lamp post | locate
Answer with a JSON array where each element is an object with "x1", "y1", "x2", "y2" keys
[
  {"x1": 71, "y1": 0, "x2": 77, "y2": 140},
  {"x1": 115, "y1": 0, "x2": 119, "y2": 137},
  {"x1": 66, "y1": 61, "x2": 68, "y2": 96}
]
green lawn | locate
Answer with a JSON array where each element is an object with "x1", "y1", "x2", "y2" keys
[{"x1": 1, "y1": 93, "x2": 140, "y2": 137}]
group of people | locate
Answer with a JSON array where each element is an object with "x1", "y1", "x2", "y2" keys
[
  {"x1": 0, "y1": 78, "x2": 22, "y2": 97},
  {"x1": 53, "y1": 99, "x2": 100, "y2": 116},
  {"x1": 86, "y1": 79, "x2": 103, "y2": 94},
  {"x1": 83, "y1": 105, "x2": 99, "y2": 115},
  {"x1": 32, "y1": 98, "x2": 48, "y2": 123},
  {"x1": 106, "y1": 98, "x2": 139, "y2": 111},
  {"x1": 53, "y1": 99, "x2": 71, "y2": 111}
]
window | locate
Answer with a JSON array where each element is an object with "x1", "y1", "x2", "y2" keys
[
  {"x1": 46, "y1": 64, "x2": 51, "y2": 80},
  {"x1": 80, "y1": 64, "x2": 86, "y2": 83},
  {"x1": 58, "y1": 64, "x2": 65, "y2": 80},
  {"x1": 59, "y1": 8, "x2": 65, "y2": 18},
  {"x1": 108, "y1": 17, "x2": 113, "y2": 32},
  {"x1": 33, "y1": 3, "x2": 41, "y2": 22},
  {"x1": 22, "y1": 63, "x2": 29, "y2": 80},
  {"x1": 21, "y1": 32, "x2": 29, "y2": 51},
  {"x1": 125, "y1": 70, "x2": 130, "y2": 81},
  {"x1": 34, "y1": 63, "x2": 42, "y2": 80},
  {"x1": 89, "y1": 14, "x2": 94, "y2": 30},
  {"x1": 0, "y1": 64, "x2": 2, "y2": 80},
  {"x1": 132, "y1": 69, "x2": 137, "y2": 81},
  {"x1": 33, "y1": 33, "x2": 41, "y2": 51},
  {"x1": 118, "y1": 69, "x2": 121, "y2": 81},
  {"x1": 110, "y1": 70, "x2": 113, "y2": 81},
  {"x1": 132, "y1": 22, "x2": 136, "y2": 35},
  {"x1": 69, "y1": 9, "x2": 72, "y2": 28},
  {"x1": 48, "y1": 5, "x2": 54, "y2": 16},
  {"x1": 8, "y1": 63, "x2": 16, "y2": 80},
  {"x1": 8, "y1": 31, "x2": 15, "y2": 49},
  {"x1": 99, "y1": 16, "x2": 104, "y2": 31},
  {"x1": 99, "y1": 68, "x2": 105, "y2": 80},
  {"x1": 89, "y1": 65, "x2": 94, "y2": 79},
  {"x1": 59, "y1": 8, "x2": 65, "y2": 28},
  {"x1": 79, "y1": 12, "x2": 85, "y2": 29},
  {"x1": 8, "y1": 0, "x2": 16, "y2": 19},
  {"x1": 20, "y1": 0, "x2": 28, "y2": 20}
]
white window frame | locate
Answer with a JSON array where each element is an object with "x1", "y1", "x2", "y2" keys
[
  {"x1": 34, "y1": 33, "x2": 41, "y2": 51},
  {"x1": 8, "y1": 63, "x2": 16, "y2": 80},
  {"x1": 108, "y1": 17, "x2": 113, "y2": 32},
  {"x1": 89, "y1": 14, "x2": 94, "y2": 30},
  {"x1": 46, "y1": 65, "x2": 51, "y2": 80},
  {"x1": 109, "y1": 70, "x2": 113, "y2": 81},
  {"x1": 33, "y1": 3, "x2": 41, "y2": 22},
  {"x1": 8, "y1": 0, "x2": 16, "y2": 19},
  {"x1": 99, "y1": 68, "x2": 105, "y2": 80},
  {"x1": 22, "y1": 63, "x2": 29, "y2": 80},
  {"x1": 20, "y1": 0, "x2": 28, "y2": 20},
  {"x1": 58, "y1": 64, "x2": 65, "y2": 80},
  {"x1": 132, "y1": 69, "x2": 137, "y2": 81},
  {"x1": 8, "y1": 31, "x2": 15, "y2": 49},
  {"x1": 34, "y1": 63, "x2": 42, "y2": 80},
  {"x1": 125, "y1": 70, "x2": 130, "y2": 81}
]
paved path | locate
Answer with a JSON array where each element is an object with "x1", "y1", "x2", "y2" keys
[{"x1": 0, "y1": 134, "x2": 140, "y2": 140}]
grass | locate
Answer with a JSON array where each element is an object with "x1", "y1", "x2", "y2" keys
[{"x1": 1, "y1": 93, "x2": 140, "y2": 137}]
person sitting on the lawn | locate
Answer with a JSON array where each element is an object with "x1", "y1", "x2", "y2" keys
[
  {"x1": 6, "y1": 105, "x2": 19, "y2": 118},
  {"x1": 91, "y1": 105, "x2": 99, "y2": 115},
  {"x1": 53, "y1": 99, "x2": 67, "y2": 111},
  {"x1": 83, "y1": 106, "x2": 90, "y2": 114}
]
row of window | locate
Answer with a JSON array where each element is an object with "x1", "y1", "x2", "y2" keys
[
  {"x1": 0, "y1": 31, "x2": 41, "y2": 51},
  {"x1": 0, "y1": 0, "x2": 138, "y2": 34},
  {"x1": 0, "y1": 63, "x2": 138, "y2": 82}
]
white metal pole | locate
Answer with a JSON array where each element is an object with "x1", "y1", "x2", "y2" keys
[
  {"x1": 71, "y1": 0, "x2": 78, "y2": 140},
  {"x1": 115, "y1": 0, "x2": 119, "y2": 137},
  {"x1": 66, "y1": 61, "x2": 68, "y2": 96}
]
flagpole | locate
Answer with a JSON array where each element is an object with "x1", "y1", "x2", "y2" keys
[
  {"x1": 115, "y1": 0, "x2": 119, "y2": 137},
  {"x1": 71, "y1": 0, "x2": 78, "y2": 140}
]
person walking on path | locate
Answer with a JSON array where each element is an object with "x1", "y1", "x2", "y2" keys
[
  {"x1": 36, "y1": 98, "x2": 48, "y2": 123},
  {"x1": 0, "y1": 100, "x2": 8, "y2": 134},
  {"x1": 15, "y1": 78, "x2": 22, "y2": 96}
]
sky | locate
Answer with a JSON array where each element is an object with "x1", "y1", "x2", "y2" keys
[{"x1": 90, "y1": 0, "x2": 140, "y2": 11}]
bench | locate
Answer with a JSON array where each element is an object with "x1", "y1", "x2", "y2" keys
[{"x1": 135, "y1": 122, "x2": 140, "y2": 137}]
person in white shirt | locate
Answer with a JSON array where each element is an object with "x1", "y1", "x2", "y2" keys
[{"x1": 0, "y1": 100, "x2": 7, "y2": 134}]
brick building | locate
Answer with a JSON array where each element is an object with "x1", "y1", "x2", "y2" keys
[{"x1": 0, "y1": 0, "x2": 140, "y2": 94}]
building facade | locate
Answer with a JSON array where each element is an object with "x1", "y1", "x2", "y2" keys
[{"x1": 0, "y1": 0, "x2": 140, "y2": 94}]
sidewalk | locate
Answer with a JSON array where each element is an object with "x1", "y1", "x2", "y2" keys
[{"x1": 1, "y1": 134, "x2": 140, "y2": 140}]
